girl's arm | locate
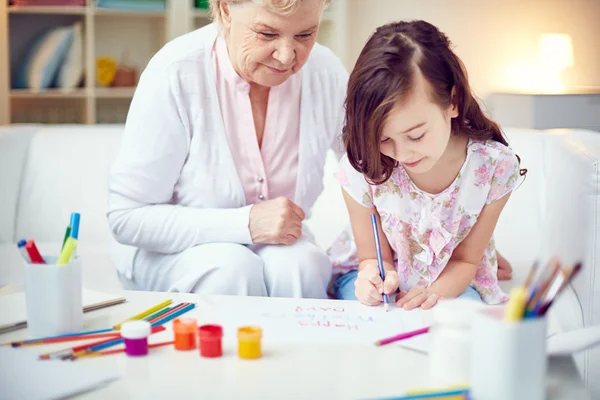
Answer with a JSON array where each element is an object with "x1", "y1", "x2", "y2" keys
[
  {"x1": 429, "y1": 192, "x2": 512, "y2": 298},
  {"x1": 342, "y1": 189, "x2": 398, "y2": 304},
  {"x1": 342, "y1": 189, "x2": 394, "y2": 269}
]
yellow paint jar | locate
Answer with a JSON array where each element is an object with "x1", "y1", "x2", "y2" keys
[{"x1": 237, "y1": 326, "x2": 262, "y2": 359}]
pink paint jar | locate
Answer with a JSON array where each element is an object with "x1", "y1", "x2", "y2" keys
[{"x1": 120, "y1": 320, "x2": 151, "y2": 357}]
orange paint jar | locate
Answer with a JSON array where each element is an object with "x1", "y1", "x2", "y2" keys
[
  {"x1": 237, "y1": 326, "x2": 262, "y2": 359},
  {"x1": 173, "y1": 318, "x2": 197, "y2": 351}
]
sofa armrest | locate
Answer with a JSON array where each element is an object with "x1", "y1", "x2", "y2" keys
[{"x1": 541, "y1": 129, "x2": 600, "y2": 395}]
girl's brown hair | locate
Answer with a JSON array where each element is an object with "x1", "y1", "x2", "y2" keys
[{"x1": 344, "y1": 20, "x2": 522, "y2": 184}]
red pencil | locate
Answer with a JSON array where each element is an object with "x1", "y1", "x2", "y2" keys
[
  {"x1": 25, "y1": 240, "x2": 45, "y2": 264},
  {"x1": 375, "y1": 327, "x2": 430, "y2": 346}
]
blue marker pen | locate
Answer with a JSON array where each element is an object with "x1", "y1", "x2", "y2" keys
[
  {"x1": 70, "y1": 212, "x2": 80, "y2": 239},
  {"x1": 17, "y1": 239, "x2": 31, "y2": 263}
]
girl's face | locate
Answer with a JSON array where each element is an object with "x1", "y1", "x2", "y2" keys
[
  {"x1": 380, "y1": 69, "x2": 459, "y2": 174},
  {"x1": 222, "y1": 0, "x2": 322, "y2": 88}
]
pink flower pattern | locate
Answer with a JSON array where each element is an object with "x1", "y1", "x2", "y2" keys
[{"x1": 328, "y1": 139, "x2": 521, "y2": 305}]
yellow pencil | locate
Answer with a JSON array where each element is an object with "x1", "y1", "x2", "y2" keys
[
  {"x1": 113, "y1": 299, "x2": 173, "y2": 330},
  {"x1": 57, "y1": 237, "x2": 78, "y2": 265},
  {"x1": 503, "y1": 287, "x2": 527, "y2": 321}
]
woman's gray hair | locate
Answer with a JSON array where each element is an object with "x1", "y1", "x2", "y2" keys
[{"x1": 209, "y1": 0, "x2": 332, "y2": 27}]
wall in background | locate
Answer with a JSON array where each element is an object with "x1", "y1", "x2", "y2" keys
[{"x1": 345, "y1": 0, "x2": 600, "y2": 99}]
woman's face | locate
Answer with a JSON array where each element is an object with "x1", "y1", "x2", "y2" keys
[{"x1": 222, "y1": 0, "x2": 322, "y2": 88}]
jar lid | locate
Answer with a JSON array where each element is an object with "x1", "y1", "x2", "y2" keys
[
  {"x1": 433, "y1": 298, "x2": 485, "y2": 328},
  {"x1": 120, "y1": 320, "x2": 151, "y2": 339},
  {"x1": 198, "y1": 324, "x2": 223, "y2": 339},
  {"x1": 237, "y1": 326, "x2": 262, "y2": 340},
  {"x1": 173, "y1": 318, "x2": 198, "y2": 334}
]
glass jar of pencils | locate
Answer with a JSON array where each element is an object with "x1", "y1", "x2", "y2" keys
[{"x1": 428, "y1": 298, "x2": 483, "y2": 387}]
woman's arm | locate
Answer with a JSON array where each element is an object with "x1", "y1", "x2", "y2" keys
[
  {"x1": 429, "y1": 192, "x2": 512, "y2": 298},
  {"x1": 107, "y1": 66, "x2": 254, "y2": 254}
]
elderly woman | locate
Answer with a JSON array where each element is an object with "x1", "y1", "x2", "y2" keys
[{"x1": 107, "y1": 0, "x2": 347, "y2": 298}]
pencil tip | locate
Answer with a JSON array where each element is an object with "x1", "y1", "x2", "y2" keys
[
  {"x1": 374, "y1": 341, "x2": 381, "y2": 346},
  {"x1": 384, "y1": 303, "x2": 389, "y2": 312}
]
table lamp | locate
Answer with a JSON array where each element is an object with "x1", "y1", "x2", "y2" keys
[{"x1": 538, "y1": 33, "x2": 574, "y2": 93}]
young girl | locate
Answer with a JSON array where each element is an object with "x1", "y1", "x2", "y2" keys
[{"x1": 328, "y1": 20, "x2": 526, "y2": 310}]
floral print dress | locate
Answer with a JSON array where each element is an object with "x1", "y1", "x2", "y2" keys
[{"x1": 327, "y1": 139, "x2": 523, "y2": 304}]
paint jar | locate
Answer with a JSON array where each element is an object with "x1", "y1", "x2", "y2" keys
[
  {"x1": 198, "y1": 324, "x2": 223, "y2": 358},
  {"x1": 237, "y1": 326, "x2": 262, "y2": 359},
  {"x1": 173, "y1": 318, "x2": 197, "y2": 351},
  {"x1": 121, "y1": 320, "x2": 151, "y2": 356}
]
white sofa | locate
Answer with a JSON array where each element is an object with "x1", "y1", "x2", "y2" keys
[{"x1": 0, "y1": 124, "x2": 598, "y2": 396}]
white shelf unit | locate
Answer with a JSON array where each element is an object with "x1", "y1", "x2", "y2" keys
[{"x1": 0, "y1": 0, "x2": 348, "y2": 125}]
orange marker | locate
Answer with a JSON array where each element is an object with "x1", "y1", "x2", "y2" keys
[
  {"x1": 173, "y1": 318, "x2": 197, "y2": 351},
  {"x1": 237, "y1": 326, "x2": 262, "y2": 359}
]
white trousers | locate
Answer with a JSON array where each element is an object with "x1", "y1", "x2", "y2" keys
[{"x1": 119, "y1": 235, "x2": 332, "y2": 299}]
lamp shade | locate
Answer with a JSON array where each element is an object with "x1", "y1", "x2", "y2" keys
[{"x1": 539, "y1": 33, "x2": 574, "y2": 70}]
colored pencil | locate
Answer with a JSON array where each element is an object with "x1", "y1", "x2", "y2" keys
[
  {"x1": 70, "y1": 212, "x2": 80, "y2": 240},
  {"x1": 113, "y1": 299, "x2": 173, "y2": 329},
  {"x1": 61, "y1": 226, "x2": 71, "y2": 252},
  {"x1": 25, "y1": 240, "x2": 45, "y2": 264},
  {"x1": 42, "y1": 336, "x2": 124, "y2": 360},
  {"x1": 526, "y1": 259, "x2": 560, "y2": 313},
  {"x1": 151, "y1": 303, "x2": 196, "y2": 327},
  {"x1": 16, "y1": 239, "x2": 31, "y2": 263},
  {"x1": 143, "y1": 306, "x2": 172, "y2": 322},
  {"x1": 375, "y1": 327, "x2": 430, "y2": 346},
  {"x1": 523, "y1": 260, "x2": 539, "y2": 291},
  {"x1": 73, "y1": 340, "x2": 175, "y2": 359},
  {"x1": 15, "y1": 332, "x2": 120, "y2": 347},
  {"x1": 377, "y1": 388, "x2": 469, "y2": 400},
  {"x1": 538, "y1": 262, "x2": 582, "y2": 316},
  {"x1": 4, "y1": 328, "x2": 115, "y2": 347},
  {"x1": 370, "y1": 213, "x2": 389, "y2": 311},
  {"x1": 148, "y1": 303, "x2": 187, "y2": 324}
]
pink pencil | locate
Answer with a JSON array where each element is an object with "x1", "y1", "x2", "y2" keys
[{"x1": 375, "y1": 327, "x2": 430, "y2": 346}]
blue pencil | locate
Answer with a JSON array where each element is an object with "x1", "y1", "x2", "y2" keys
[
  {"x1": 151, "y1": 303, "x2": 196, "y2": 327},
  {"x1": 85, "y1": 337, "x2": 124, "y2": 353},
  {"x1": 375, "y1": 388, "x2": 469, "y2": 400},
  {"x1": 370, "y1": 214, "x2": 389, "y2": 311}
]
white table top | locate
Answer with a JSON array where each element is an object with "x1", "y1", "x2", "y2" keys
[{"x1": 0, "y1": 290, "x2": 590, "y2": 400}]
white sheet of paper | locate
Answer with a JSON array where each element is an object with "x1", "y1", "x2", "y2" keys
[
  {"x1": 208, "y1": 297, "x2": 432, "y2": 345},
  {"x1": 0, "y1": 346, "x2": 119, "y2": 400}
]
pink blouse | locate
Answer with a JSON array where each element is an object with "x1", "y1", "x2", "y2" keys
[{"x1": 213, "y1": 35, "x2": 300, "y2": 205}]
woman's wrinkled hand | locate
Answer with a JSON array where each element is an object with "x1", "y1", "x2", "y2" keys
[{"x1": 249, "y1": 197, "x2": 305, "y2": 245}]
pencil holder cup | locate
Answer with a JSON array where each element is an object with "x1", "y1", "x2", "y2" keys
[
  {"x1": 470, "y1": 308, "x2": 547, "y2": 400},
  {"x1": 24, "y1": 256, "x2": 83, "y2": 337}
]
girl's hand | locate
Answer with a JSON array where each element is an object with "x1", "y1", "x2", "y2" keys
[
  {"x1": 355, "y1": 261, "x2": 398, "y2": 306},
  {"x1": 396, "y1": 287, "x2": 444, "y2": 310}
]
